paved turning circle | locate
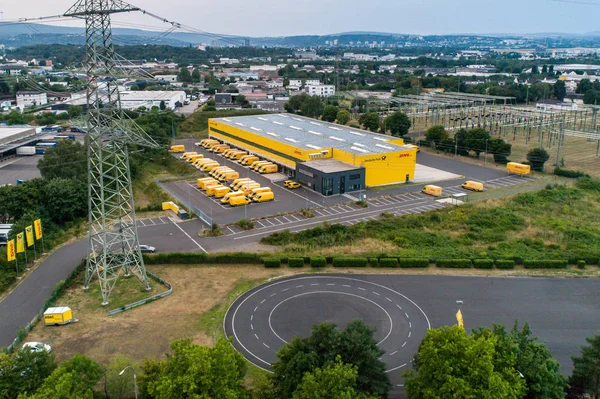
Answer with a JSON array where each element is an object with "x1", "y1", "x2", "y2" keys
[{"x1": 224, "y1": 275, "x2": 430, "y2": 387}]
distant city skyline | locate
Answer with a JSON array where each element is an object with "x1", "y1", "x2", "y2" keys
[{"x1": 3, "y1": 0, "x2": 600, "y2": 38}]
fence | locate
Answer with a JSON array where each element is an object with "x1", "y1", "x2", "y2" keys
[
  {"x1": 107, "y1": 272, "x2": 172, "y2": 316},
  {"x1": 156, "y1": 180, "x2": 213, "y2": 225}
]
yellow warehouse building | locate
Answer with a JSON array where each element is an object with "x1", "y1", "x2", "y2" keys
[{"x1": 208, "y1": 114, "x2": 416, "y2": 196}]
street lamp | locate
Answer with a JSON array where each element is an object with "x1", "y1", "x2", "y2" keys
[{"x1": 119, "y1": 365, "x2": 138, "y2": 399}]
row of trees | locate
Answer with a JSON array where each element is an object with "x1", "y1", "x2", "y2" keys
[{"x1": 4, "y1": 319, "x2": 600, "y2": 398}]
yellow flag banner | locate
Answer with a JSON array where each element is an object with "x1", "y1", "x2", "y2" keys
[
  {"x1": 16, "y1": 233, "x2": 25, "y2": 253},
  {"x1": 25, "y1": 226, "x2": 34, "y2": 247},
  {"x1": 34, "y1": 219, "x2": 43, "y2": 240},
  {"x1": 456, "y1": 309, "x2": 464, "y2": 329},
  {"x1": 7, "y1": 239, "x2": 16, "y2": 261}
]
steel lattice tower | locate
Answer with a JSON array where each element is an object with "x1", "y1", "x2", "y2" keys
[{"x1": 64, "y1": 0, "x2": 160, "y2": 305}]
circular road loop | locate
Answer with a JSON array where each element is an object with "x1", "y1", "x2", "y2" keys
[{"x1": 224, "y1": 274, "x2": 430, "y2": 379}]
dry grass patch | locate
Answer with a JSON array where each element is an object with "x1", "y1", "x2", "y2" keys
[
  {"x1": 312, "y1": 238, "x2": 397, "y2": 256},
  {"x1": 24, "y1": 265, "x2": 292, "y2": 365}
]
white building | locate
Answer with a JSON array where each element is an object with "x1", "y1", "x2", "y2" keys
[
  {"x1": 305, "y1": 79, "x2": 321, "y2": 86},
  {"x1": 249, "y1": 65, "x2": 278, "y2": 71},
  {"x1": 288, "y1": 79, "x2": 303, "y2": 89},
  {"x1": 119, "y1": 91, "x2": 186, "y2": 110},
  {"x1": 16, "y1": 91, "x2": 48, "y2": 109},
  {"x1": 306, "y1": 84, "x2": 335, "y2": 97},
  {"x1": 156, "y1": 75, "x2": 178, "y2": 83}
]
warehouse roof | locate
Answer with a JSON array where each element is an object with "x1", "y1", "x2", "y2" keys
[
  {"x1": 300, "y1": 159, "x2": 362, "y2": 173},
  {"x1": 211, "y1": 113, "x2": 412, "y2": 155}
]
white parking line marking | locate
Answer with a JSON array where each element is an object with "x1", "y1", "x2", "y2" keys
[
  {"x1": 251, "y1": 324, "x2": 254, "y2": 330},
  {"x1": 327, "y1": 283, "x2": 335, "y2": 286},
  {"x1": 409, "y1": 322, "x2": 411, "y2": 328},
  {"x1": 260, "y1": 299, "x2": 266, "y2": 304},
  {"x1": 270, "y1": 293, "x2": 276, "y2": 297},
  {"x1": 342, "y1": 284, "x2": 351, "y2": 287},
  {"x1": 402, "y1": 342, "x2": 407, "y2": 347},
  {"x1": 282, "y1": 216, "x2": 293, "y2": 223},
  {"x1": 254, "y1": 306, "x2": 258, "y2": 312},
  {"x1": 405, "y1": 312, "x2": 410, "y2": 319},
  {"x1": 296, "y1": 285, "x2": 304, "y2": 288},
  {"x1": 358, "y1": 287, "x2": 366, "y2": 291},
  {"x1": 396, "y1": 304, "x2": 402, "y2": 310},
  {"x1": 386, "y1": 297, "x2": 392, "y2": 302},
  {"x1": 250, "y1": 315, "x2": 253, "y2": 321},
  {"x1": 282, "y1": 288, "x2": 289, "y2": 292},
  {"x1": 289, "y1": 214, "x2": 301, "y2": 221},
  {"x1": 256, "y1": 220, "x2": 266, "y2": 228},
  {"x1": 172, "y1": 221, "x2": 207, "y2": 253},
  {"x1": 390, "y1": 350, "x2": 397, "y2": 356},
  {"x1": 263, "y1": 342, "x2": 270, "y2": 349},
  {"x1": 149, "y1": 218, "x2": 156, "y2": 225},
  {"x1": 373, "y1": 292, "x2": 380, "y2": 295},
  {"x1": 254, "y1": 334, "x2": 259, "y2": 340},
  {"x1": 409, "y1": 331, "x2": 412, "y2": 338},
  {"x1": 226, "y1": 226, "x2": 235, "y2": 235},
  {"x1": 139, "y1": 220, "x2": 146, "y2": 226},
  {"x1": 310, "y1": 283, "x2": 319, "y2": 286}
]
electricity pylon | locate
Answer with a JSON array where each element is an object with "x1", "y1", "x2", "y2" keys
[{"x1": 64, "y1": 0, "x2": 159, "y2": 305}]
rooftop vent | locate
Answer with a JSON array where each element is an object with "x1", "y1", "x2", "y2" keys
[
  {"x1": 285, "y1": 137, "x2": 298, "y2": 143},
  {"x1": 266, "y1": 132, "x2": 279, "y2": 137},
  {"x1": 350, "y1": 146, "x2": 370, "y2": 153},
  {"x1": 250, "y1": 127, "x2": 262, "y2": 131},
  {"x1": 375, "y1": 144, "x2": 394, "y2": 150},
  {"x1": 306, "y1": 144, "x2": 322, "y2": 150},
  {"x1": 329, "y1": 136, "x2": 345, "y2": 142},
  {"x1": 308, "y1": 130, "x2": 323, "y2": 136},
  {"x1": 290, "y1": 125, "x2": 303, "y2": 130}
]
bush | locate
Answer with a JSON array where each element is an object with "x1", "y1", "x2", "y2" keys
[
  {"x1": 523, "y1": 259, "x2": 568, "y2": 269},
  {"x1": 288, "y1": 257, "x2": 305, "y2": 268},
  {"x1": 577, "y1": 260, "x2": 586, "y2": 269},
  {"x1": 263, "y1": 258, "x2": 281, "y2": 268},
  {"x1": 495, "y1": 259, "x2": 515, "y2": 269},
  {"x1": 332, "y1": 257, "x2": 368, "y2": 267},
  {"x1": 435, "y1": 259, "x2": 473, "y2": 268},
  {"x1": 379, "y1": 258, "x2": 399, "y2": 268},
  {"x1": 355, "y1": 201, "x2": 368, "y2": 208},
  {"x1": 398, "y1": 258, "x2": 430, "y2": 268},
  {"x1": 473, "y1": 259, "x2": 494, "y2": 269},
  {"x1": 143, "y1": 252, "x2": 263, "y2": 265},
  {"x1": 368, "y1": 257, "x2": 379, "y2": 267},
  {"x1": 553, "y1": 166, "x2": 589, "y2": 178},
  {"x1": 236, "y1": 218, "x2": 255, "y2": 230},
  {"x1": 310, "y1": 257, "x2": 326, "y2": 268}
]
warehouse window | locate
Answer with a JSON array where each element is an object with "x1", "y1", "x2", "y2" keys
[{"x1": 349, "y1": 174, "x2": 361, "y2": 180}]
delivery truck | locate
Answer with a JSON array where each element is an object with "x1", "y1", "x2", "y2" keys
[
  {"x1": 461, "y1": 181, "x2": 484, "y2": 192},
  {"x1": 16, "y1": 146, "x2": 36, "y2": 156}
]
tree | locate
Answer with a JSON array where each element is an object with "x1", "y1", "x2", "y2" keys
[
  {"x1": 527, "y1": 147, "x2": 550, "y2": 171},
  {"x1": 159, "y1": 100, "x2": 166, "y2": 111},
  {"x1": 38, "y1": 140, "x2": 87, "y2": 181},
  {"x1": 549, "y1": 65, "x2": 555, "y2": 75},
  {"x1": 383, "y1": 111, "x2": 411, "y2": 137},
  {"x1": 292, "y1": 357, "x2": 377, "y2": 399},
  {"x1": 474, "y1": 322, "x2": 567, "y2": 399},
  {"x1": 554, "y1": 80, "x2": 567, "y2": 101},
  {"x1": 322, "y1": 105, "x2": 339, "y2": 123},
  {"x1": 104, "y1": 355, "x2": 137, "y2": 399},
  {"x1": 7, "y1": 111, "x2": 24, "y2": 125},
  {"x1": 300, "y1": 96, "x2": 323, "y2": 118},
  {"x1": 146, "y1": 338, "x2": 250, "y2": 399},
  {"x1": 488, "y1": 138, "x2": 512, "y2": 164},
  {"x1": 271, "y1": 320, "x2": 391, "y2": 399},
  {"x1": 464, "y1": 127, "x2": 491, "y2": 158},
  {"x1": 20, "y1": 354, "x2": 103, "y2": 399},
  {"x1": 178, "y1": 66, "x2": 191, "y2": 83},
  {"x1": 571, "y1": 335, "x2": 600, "y2": 399},
  {"x1": 404, "y1": 325, "x2": 526, "y2": 399},
  {"x1": 0, "y1": 350, "x2": 56, "y2": 399},
  {"x1": 191, "y1": 68, "x2": 201, "y2": 83},
  {"x1": 359, "y1": 112, "x2": 380, "y2": 132},
  {"x1": 576, "y1": 79, "x2": 593, "y2": 95},
  {"x1": 285, "y1": 93, "x2": 309, "y2": 114},
  {"x1": 66, "y1": 105, "x2": 82, "y2": 118},
  {"x1": 425, "y1": 125, "x2": 448, "y2": 146},
  {"x1": 531, "y1": 65, "x2": 540, "y2": 75},
  {"x1": 583, "y1": 90, "x2": 600, "y2": 105},
  {"x1": 42, "y1": 178, "x2": 87, "y2": 224},
  {"x1": 336, "y1": 109, "x2": 351, "y2": 125}
]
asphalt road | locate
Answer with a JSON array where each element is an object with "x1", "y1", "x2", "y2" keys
[
  {"x1": 226, "y1": 274, "x2": 600, "y2": 398},
  {"x1": 0, "y1": 155, "x2": 42, "y2": 185}
]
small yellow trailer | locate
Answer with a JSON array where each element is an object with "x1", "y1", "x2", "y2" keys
[{"x1": 44, "y1": 306, "x2": 75, "y2": 326}]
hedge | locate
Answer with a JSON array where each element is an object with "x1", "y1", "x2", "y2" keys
[
  {"x1": 577, "y1": 260, "x2": 586, "y2": 269},
  {"x1": 368, "y1": 258, "x2": 379, "y2": 267},
  {"x1": 143, "y1": 252, "x2": 263, "y2": 265},
  {"x1": 332, "y1": 257, "x2": 368, "y2": 267},
  {"x1": 523, "y1": 260, "x2": 568, "y2": 269},
  {"x1": 379, "y1": 258, "x2": 399, "y2": 268},
  {"x1": 495, "y1": 260, "x2": 515, "y2": 269},
  {"x1": 288, "y1": 257, "x2": 305, "y2": 268},
  {"x1": 263, "y1": 258, "x2": 281, "y2": 268},
  {"x1": 553, "y1": 166, "x2": 589, "y2": 179},
  {"x1": 473, "y1": 259, "x2": 494, "y2": 269},
  {"x1": 398, "y1": 258, "x2": 429, "y2": 268},
  {"x1": 435, "y1": 259, "x2": 473, "y2": 268},
  {"x1": 310, "y1": 257, "x2": 326, "y2": 268}
]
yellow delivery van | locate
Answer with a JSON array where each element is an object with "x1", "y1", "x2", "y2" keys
[
  {"x1": 214, "y1": 186, "x2": 231, "y2": 198},
  {"x1": 422, "y1": 185, "x2": 443, "y2": 197},
  {"x1": 187, "y1": 154, "x2": 204, "y2": 163},
  {"x1": 180, "y1": 151, "x2": 197, "y2": 160},
  {"x1": 230, "y1": 195, "x2": 251, "y2": 207},
  {"x1": 221, "y1": 190, "x2": 245, "y2": 204},
  {"x1": 201, "y1": 162, "x2": 221, "y2": 172},
  {"x1": 219, "y1": 171, "x2": 240, "y2": 182},
  {"x1": 197, "y1": 177, "x2": 217, "y2": 189},
  {"x1": 506, "y1": 162, "x2": 531, "y2": 175},
  {"x1": 206, "y1": 184, "x2": 224, "y2": 196},
  {"x1": 232, "y1": 179, "x2": 254, "y2": 190},
  {"x1": 258, "y1": 163, "x2": 278, "y2": 174},
  {"x1": 240, "y1": 155, "x2": 259, "y2": 165},
  {"x1": 461, "y1": 181, "x2": 484, "y2": 192},
  {"x1": 169, "y1": 145, "x2": 185, "y2": 153},
  {"x1": 253, "y1": 191, "x2": 275, "y2": 203}
]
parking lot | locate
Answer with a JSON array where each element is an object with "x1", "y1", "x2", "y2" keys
[{"x1": 0, "y1": 155, "x2": 42, "y2": 185}]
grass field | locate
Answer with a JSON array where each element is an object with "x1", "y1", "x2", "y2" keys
[{"x1": 263, "y1": 178, "x2": 600, "y2": 262}]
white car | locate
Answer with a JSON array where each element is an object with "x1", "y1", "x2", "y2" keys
[
  {"x1": 21, "y1": 342, "x2": 51, "y2": 353},
  {"x1": 138, "y1": 245, "x2": 156, "y2": 253}
]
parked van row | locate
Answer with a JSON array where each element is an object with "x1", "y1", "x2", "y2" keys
[
  {"x1": 422, "y1": 180, "x2": 485, "y2": 197},
  {"x1": 196, "y1": 139, "x2": 280, "y2": 175},
  {"x1": 195, "y1": 176, "x2": 275, "y2": 207}
]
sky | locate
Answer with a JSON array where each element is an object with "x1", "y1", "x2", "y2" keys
[{"x1": 1, "y1": 0, "x2": 600, "y2": 37}]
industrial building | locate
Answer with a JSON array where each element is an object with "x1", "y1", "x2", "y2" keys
[
  {"x1": 119, "y1": 90, "x2": 186, "y2": 110},
  {"x1": 208, "y1": 114, "x2": 416, "y2": 195}
]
